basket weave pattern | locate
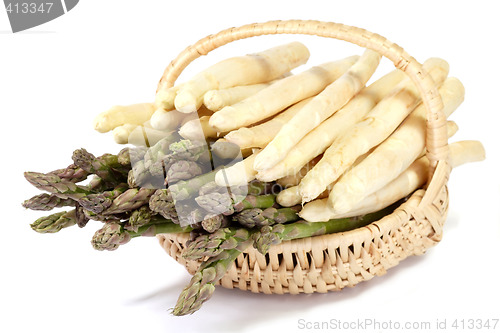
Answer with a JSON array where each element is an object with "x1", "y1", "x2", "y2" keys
[{"x1": 156, "y1": 20, "x2": 451, "y2": 294}]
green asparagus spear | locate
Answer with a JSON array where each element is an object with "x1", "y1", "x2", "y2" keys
[
  {"x1": 24, "y1": 171, "x2": 93, "y2": 200},
  {"x1": 77, "y1": 184, "x2": 129, "y2": 214},
  {"x1": 50, "y1": 164, "x2": 89, "y2": 183},
  {"x1": 84, "y1": 175, "x2": 111, "y2": 193},
  {"x1": 166, "y1": 160, "x2": 203, "y2": 184},
  {"x1": 234, "y1": 206, "x2": 301, "y2": 228},
  {"x1": 150, "y1": 188, "x2": 223, "y2": 228},
  {"x1": 198, "y1": 181, "x2": 225, "y2": 196},
  {"x1": 149, "y1": 189, "x2": 177, "y2": 220},
  {"x1": 253, "y1": 202, "x2": 401, "y2": 255},
  {"x1": 233, "y1": 194, "x2": 277, "y2": 212},
  {"x1": 143, "y1": 135, "x2": 178, "y2": 166},
  {"x1": 247, "y1": 180, "x2": 277, "y2": 196},
  {"x1": 131, "y1": 157, "x2": 162, "y2": 189},
  {"x1": 22, "y1": 193, "x2": 74, "y2": 211},
  {"x1": 91, "y1": 218, "x2": 192, "y2": 251},
  {"x1": 197, "y1": 180, "x2": 268, "y2": 197},
  {"x1": 194, "y1": 191, "x2": 232, "y2": 215},
  {"x1": 128, "y1": 219, "x2": 193, "y2": 237},
  {"x1": 169, "y1": 168, "x2": 221, "y2": 201},
  {"x1": 195, "y1": 193, "x2": 277, "y2": 215},
  {"x1": 31, "y1": 210, "x2": 77, "y2": 233},
  {"x1": 128, "y1": 146, "x2": 148, "y2": 164},
  {"x1": 132, "y1": 138, "x2": 215, "y2": 188},
  {"x1": 183, "y1": 206, "x2": 300, "y2": 260},
  {"x1": 81, "y1": 208, "x2": 123, "y2": 223},
  {"x1": 182, "y1": 227, "x2": 254, "y2": 260},
  {"x1": 132, "y1": 136, "x2": 196, "y2": 187},
  {"x1": 71, "y1": 148, "x2": 97, "y2": 172},
  {"x1": 172, "y1": 248, "x2": 242, "y2": 316},
  {"x1": 127, "y1": 145, "x2": 149, "y2": 184},
  {"x1": 126, "y1": 206, "x2": 155, "y2": 232},
  {"x1": 91, "y1": 222, "x2": 131, "y2": 251},
  {"x1": 168, "y1": 139, "x2": 211, "y2": 162},
  {"x1": 72, "y1": 148, "x2": 128, "y2": 184},
  {"x1": 130, "y1": 161, "x2": 162, "y2": 189},
  {"x1": 74, "y1": 203, "x2": 90, "y2": 228},
  {"x1": 116, "y1": 147, "x2": 132, "y2": 167},
  {"x1": 176, "y1": 204, "x2": 206, "y2": 227},
  {"x1": 201, "y1": 214, "x2": 230, "y2": 233},
  {"x1": 127, "y1": 170, "x2": 138, "y2": 188},
  {"x1": 101, "y1": 188, "x2": 156, "y2": 215}
]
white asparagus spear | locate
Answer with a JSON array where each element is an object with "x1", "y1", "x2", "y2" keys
[
  {"x1": 275, "y1": 155, "x2": 322, "y2": 188},
  {"x1": 277, "y1": 185, "x2": 332, "y2": 208},
  {"x1": 298, "y1": 58, "x2": 450, "y2": 203},
  {"x1": 182, "y1": 106, "x2": 213, "y2": 125},
  {"x1": 210, "y1": 138, "x2": 254, "y2": 160},
  {"x1": 93, "y1": 103, "x2": 155, "y2": 133},
  {"x1": 203, "y1": 83, "x2": 271, "y2": 111},
  {"x1": 447, "y1": 120, "x2": 459, "y2": 137},
  {"x1": 150, "y1": 106, "x2": 213, "y2": 130},
  {"x1": 112, "y1": 124, "x2": 137, "y2": 144},
  {"x1": 253, "y1": 49, "x2": 381, "y2": 171},
  {"x1": 329, "y1": 77, "x2": 465, "y2": 213},
  {"x1": 214, "y1": 100, "x2": 318, "y2": 186},
  {"x1": 169, "y1": 42, "x2": 310, "y2": 113},
  {"x1": 276, "y1": 186, "x2": 302, "y2": 207},
  {"x1": 215, "y1": 126, "x2": 319, "y2": 186},
  {"x1": 209, "y1": 56, "x2": 360, "y2": 132},
  {"x1": 448, "y1": 141, "x2": 487, "y2": 167},
  {"x1": 203, "y1": 73, "x2": 291, "y2": 111},
  {"x1": 178, "y1": 116, "x2": 218, "y2": 141},
  {"x1": 154, "y1": 84, "x2": 183, "y2": 112},
  {"x1": 214, "y1": 151, "x2": 260, "y2": 186},
  {"x1": 150, "y1": 109, "x2": 185, "y2": 130},
  {"x1": 130, "y1": 127, "x2": 173, "y2": 147},
  {"x1": 155, "y1": 44, "x2": 305, "y2": 112},
  {"x1": 224, "y1": 98, "x2": 312, "y2": 149},
  {"x1": 299, "y1": 140, "x2": 486, "y2": 221},
  {"x1": 256, "y1": 69, "x2": 406, "y2": 182},
  {"x1": 280, "y1": 121, "x2": 458, "y2": 208},
  {"x1": 276, "y1": 145, "x2": 380, "y2": 207},
  {"x1": 112, "y1": 122, "x2": 173, "y2": 146}
]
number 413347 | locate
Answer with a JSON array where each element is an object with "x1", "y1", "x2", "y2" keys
[
  {"x1": 6, "y1": 2, "x2": 54, "y2": 14},
  {"x1": 452, "y1": 318, "x2": 499, "y2": 330}
]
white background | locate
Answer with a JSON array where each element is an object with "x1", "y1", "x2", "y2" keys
[{"x1": 1, "y1": 1, "x2": 499, "y2": 332}]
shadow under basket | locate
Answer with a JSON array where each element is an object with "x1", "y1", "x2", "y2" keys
[{"x1": 156, "y1": 20, "x2": 453, "y2": 295}]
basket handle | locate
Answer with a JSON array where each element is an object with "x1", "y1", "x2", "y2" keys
[{"x1": 157, "y1": 19, "x2": 450, "y2": 189}]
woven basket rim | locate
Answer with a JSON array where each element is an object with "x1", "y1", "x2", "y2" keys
[{"x1": 159, "y1": 187, "x2": 444, "y2": 255}]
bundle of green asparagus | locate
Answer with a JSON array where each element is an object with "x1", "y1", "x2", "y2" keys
[
  {"x1": 22, "y1": 136, "x2": 405, "y2": 315},
  {"x1": 24, "y1": 41, "x2": 485, "y2": 316}
]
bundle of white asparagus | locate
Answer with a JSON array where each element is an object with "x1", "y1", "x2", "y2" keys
[{"x1": 93, "y1": 42, "x2": 485, "y2": 222}]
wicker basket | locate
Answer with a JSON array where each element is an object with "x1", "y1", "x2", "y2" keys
[{"x1": 156, "y1": 20, "x2": 451, "y2": 294}]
